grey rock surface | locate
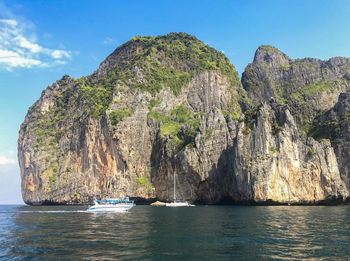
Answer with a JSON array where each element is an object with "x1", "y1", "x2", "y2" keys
[{"x1": 18, "y1": 36, "x2": 350, "y2": 205}]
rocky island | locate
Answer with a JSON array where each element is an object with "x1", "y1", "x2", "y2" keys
[{"x1": 18, "y1": 32, "x2": 350, "y2": 205}]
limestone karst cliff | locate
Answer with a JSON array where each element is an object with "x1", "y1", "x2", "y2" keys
[{"x1": 18, "y1": 33, "x2": 350, "y2": 205}]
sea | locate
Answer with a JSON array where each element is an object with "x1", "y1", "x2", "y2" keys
[{"x1": 0, "y1": 204, "x2": 350, "y2": 260}]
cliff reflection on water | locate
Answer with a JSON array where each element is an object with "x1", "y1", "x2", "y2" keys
[{"x1": 1, "y1": 205, "x2": 350, "y2": 260}]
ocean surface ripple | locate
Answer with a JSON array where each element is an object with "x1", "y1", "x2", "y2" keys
[{"x1": 1, "y1": 205, "x2": 350, "y2": 260}]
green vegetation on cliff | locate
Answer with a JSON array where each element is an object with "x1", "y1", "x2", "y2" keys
[
  {"x1": 243, "y1": 105, "x2": 260, "y2": 135},
  {"x1": 101, "y1": 32, "x2": 240, "y2": 96},
  {"x1": 23, "y1": 32, "x2": 242, "y2": 163},
  {"x1": 29, "y1": 32, "x2": 240, "y2": 129},
  {"x1": 110, "y1": 109, "x2": 134, "y2": 126},
  {"x1": 148, "y1": 104, "x2": 201, "y2": 152},
  {"x1": 136, "y1": 175, "x2": 153, "y2": 192},
  {"x1": 259, "y1": 45, "x2": 280, "y2": 53},
  {"x1": 290, "y1": 81, "x2": 334, "y2": 104},
  {"x1": 307, "y1": 111, "x2": 343, "y2": 143},
  {"x1": 221, "y1": 96, "x2": 243, "y2": 122}
]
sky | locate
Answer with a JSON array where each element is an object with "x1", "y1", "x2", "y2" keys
[{"x1": 1, "y1": 0, "x2": 350, "y2": 204}]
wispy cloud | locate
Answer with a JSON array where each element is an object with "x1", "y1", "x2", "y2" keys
[
  {"x1": 0, "y1": 18, "x2": 71, "y2": 70},
  {"x1": 102, "y1": 37, "x2": 118, "y2": 46},
  {"x1": 0, "y1": 155, "x2": 16, "y2": 166}
]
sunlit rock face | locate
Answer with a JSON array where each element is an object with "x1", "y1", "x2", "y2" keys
[{"x1": 18, "y1": 35, "x2": 350, "y2": 205}]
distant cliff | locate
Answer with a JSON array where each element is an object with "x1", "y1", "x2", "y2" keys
[{"x1": 18, "y1": 33, "x2": 350, "y2": 205}]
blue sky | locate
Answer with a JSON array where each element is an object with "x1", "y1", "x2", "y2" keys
[{"x1": 1, "y1": 0, "x2": 350, "y2": 204}]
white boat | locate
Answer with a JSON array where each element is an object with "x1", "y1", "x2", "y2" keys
[
  {"x1": 166, "y1": 171, "x2": 193, "y2": 207},
  {"x1": 88, "y1": 197, "x2": 135, "y2": 212},
  {"x1": 166, "y1": 200, "x2": 193, "y2": 207}
]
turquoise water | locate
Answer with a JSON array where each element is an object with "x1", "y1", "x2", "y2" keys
[{"x1": 1, "y1": 205, "x2": 350, "y2": 260}]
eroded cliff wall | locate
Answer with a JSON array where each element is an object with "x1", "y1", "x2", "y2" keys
[{"x1": 18, "y1": 33, "x2": 350, "y2": 204}]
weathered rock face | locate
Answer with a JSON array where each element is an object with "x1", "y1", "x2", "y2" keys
[
  {"x1": 242, "y1": 45, "x2": 350, "y2": 128},
  {"x1": 229, "y1": 102, "x2": 347, "y2": 203},
  {"x1": 308, "y1": 92, "x2": 350, "y2": 192},
  {"x1": 18, "y1": 34, "x2": 350, "y2": 205}
]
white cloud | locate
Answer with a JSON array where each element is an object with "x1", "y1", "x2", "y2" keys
[
  {"x1": 103, "y1": 37, "x2": 117, "y2": 46},
  {"x1": 15, "y1": 34, "x2": 42, "y2": 53},
  {"x1": 0, "y1": 18, "x2": 71, "y2": 69},
  {"x1": 50, "y1": 49, "x2": 71, "y2": 59},
  {"x1": 0, "y1": 49, "x2": 44, "y2": 68},
  {"x1": 0, "y1": 156, "x2": 16, "y2": 166},
  {"x1": 0, "y1": 19, "x2": 17, "y2": 27}
]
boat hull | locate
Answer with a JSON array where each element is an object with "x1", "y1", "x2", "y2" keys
[
  {"x1": 165, "y1": 202, "x2": 193, "y2": 207},
  {"x1": 88, "y1": 204, "x2": 135, "y2": 212}
]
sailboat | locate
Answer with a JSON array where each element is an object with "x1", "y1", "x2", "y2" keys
[{"x1": 166, "y1": 170, "x2": 193, "y2": 207}]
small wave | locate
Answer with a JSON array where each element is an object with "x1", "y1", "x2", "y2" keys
[
  {"x1": 19, "y1": 210, "x2": 89, "y2": 213},
  {"x1": 19, "y1": 210, "x2": 131, "y2": 213}
]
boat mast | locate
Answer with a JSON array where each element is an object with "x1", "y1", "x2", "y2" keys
[{"x1": 173, "y1": 170, "x2": 176, "y2": 202}]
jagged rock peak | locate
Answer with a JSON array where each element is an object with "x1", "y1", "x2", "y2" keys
[
  {"x1": 95, "y1": 32, "x2": 239, "y2": 83},
  {"x1": 242, "y1": 44, "x2": 350, "y2": 128},
  {"x1": 253, "y1": 45, "x2": 290, "y2": 66}
]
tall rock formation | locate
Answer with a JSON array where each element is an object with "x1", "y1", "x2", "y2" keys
[
  {"x1": 242, "y1": 45, "x2": 350, "y2": 128},
  {"x1": 18, "y1": 34, "x2": 350, "y2": 205}
]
